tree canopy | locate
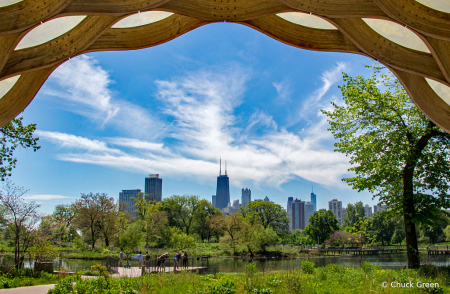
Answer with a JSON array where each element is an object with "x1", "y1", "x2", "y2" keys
[
  {"x1": 304, "y1": 209, "x2": 339, "y2": 245},
  {"x1": 0, "y1": 117, "x2": 40, "y2": 180},
  {"x1": 239, "y1": 200, "x2": 289, "y2": 236},
  {"x1": 322, "y1": 65, "x2": 450, "y2": 268}
]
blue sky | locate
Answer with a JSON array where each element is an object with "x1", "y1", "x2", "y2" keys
[{"x1": 10, "y1": 22, "x2": 377, "y2": 214}]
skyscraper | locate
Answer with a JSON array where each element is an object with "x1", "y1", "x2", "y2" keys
[
  {"x1": 311, "y1": 186, "x2": 317, "y2": 211},
  {"x1": 119, "y1": 189, "x2": 142, "y2": 218},
  {"x1": 215, "y1": 159, "x2": 230, "y2": 210},
  {"x1": 364, "y1": 204, "x2": 373, "y2": 218},
  {"x1": 145, "y1": 174, "x2": 162, "y2": 202},
  {"x1": 212, "y1": 195, "x2": 216, "y2": 207},
  {"x1": 291, "y1": 199, "x2": 306, "y2": 230},
  {"x1": 242, "y1": 188, "x2": 251, "y2": 207},
  {"x1": 287, "y1": 197, "x2": 293, "y2": 230},
  {"x1": 305, "y1": 201, "x2": 315, "y2": 227},
  {"x1": 373, "y1": 204, "x2": 388, "y2": 213},
  {"x1": 329, "y1": 199, "x2": 343, "y2": 225}
]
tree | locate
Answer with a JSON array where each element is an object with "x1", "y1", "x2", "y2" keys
[
  {"x1": 370, "y1": 210, "x2": 402, "y2": 246},
  {"x1": 322, "y1": 66, "x2": 450, "y2": 268},
  {"x1": 135, "y1": 198, "x2": 168, "y2": 247},
  {"x1": 239, "y1": 200, "x2": 289, "y2": 236},
  {"x1": 194, "y1": 199, "x2": 221, "y2": 242},
  {"x1": 343, "y1": 202, "x2": 365, "y2": 227},
  {"x1": 220, "y1": 212, "x2": 246, "y2": 254},
  {"x1": 0, "y1": 117, "x2": 40, "y2": 180},
  {"x1": 161, "y1": 195, "x2": 201, "y2": 235},
  {"x1": 0, "y1": 180, "x2": 41, "y2": 269},
  {"x1": 96, "y1": 194, "x2": 120, "y2": 247},
  {"x1": 304, "y1": 209, "x2": 339, "y2": 245},
  {"x1": 72, "y1": 193, "x2": 104, "y2": 249}
]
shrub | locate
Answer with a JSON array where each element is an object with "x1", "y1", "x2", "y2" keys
[{"x1": 300, "y1": 260, "x2": 315, "y2": 274}]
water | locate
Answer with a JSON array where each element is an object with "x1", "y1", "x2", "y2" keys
[{"x1": 52, "y1": 253, "x2": 450, "y2": 274}]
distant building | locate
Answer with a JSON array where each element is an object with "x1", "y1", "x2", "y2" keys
[
  {"x1": 212, "y1": 195, "x2": 216, "y2": 207},
  {"x1": 215, "y1": 159, "x2": 230, "y2": 209},
  {"x1": 373, "y1": 204, "x2": 388, "y2": 213},
  {"x1": 145, "y1": 174, "x2": 162, "y2": 202},
  {"x1": 287, "y1": 197, "x2": 294, "y2": 230},
  {"x1": 364, "y1": 204, "x2": 372, "y2": 218},
  {"x1": 329, "y1": 199, "x2": 343, "y2": 225},
  {"x1": 342, "y1": 208, "x2": 347, "y2": 218},
  {"x1": 305, "y1": 201, "x2": 315, "y2": 227},
  {"x1": 232, "y1": 199, "x2": 240, "y2": 210},
  {"x1": 242, "y1": 188, "x2": 251, "y2": 207},
  {"x1": 263, "y1": 196, "x2": 275, "y2": 204},
  {"x1": 291, "y1": 199, "x2": 306, "y2": 230},
  {"x1": 311, "y1": 187, "x2": 317, "y2": 211},
  {"x1": 119, "y1": 189, "x2": 142, "y2": 218}
]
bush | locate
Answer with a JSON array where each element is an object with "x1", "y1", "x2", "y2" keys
[
  {"x1": 204, "y1": 281, "x2": 236, "y2": 294},
  {"x1": 300, "y1": 260, "x2": 315, "y2": 274}
]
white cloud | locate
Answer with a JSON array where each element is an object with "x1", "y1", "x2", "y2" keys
[
  {"x1": 23, "y1": 195, "x2": 73, "y2": 201},
  {"x1": 272, "y1": 80, "x2": 291, "y2": 103},
  {"x1": 36, "y1": 130, "x2": 122, "y2": 154},
  {"x1": 43, "y1": 55, "x2": 165, "y2": 139},
  {"x1": 39, "y1": 64, "x2": 351, "y2": 189},
  {"x1": 287, "y1": 62, "x2": 348, "y2": 127}
]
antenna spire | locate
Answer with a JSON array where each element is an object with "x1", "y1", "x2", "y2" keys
[
  {"x1": 220, "y1": 157, "x2": 222, "y2": 176},
  {"x1": 312, "y1": 185, "x2": 313, "y2": 193},
  {"x1": 225, "y1": 160, "x2": 227, "y2": 176}
]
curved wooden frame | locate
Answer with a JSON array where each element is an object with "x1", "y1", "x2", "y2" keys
[{"x1": 1, "y1": 0, "x2": 450, "y2": 132}]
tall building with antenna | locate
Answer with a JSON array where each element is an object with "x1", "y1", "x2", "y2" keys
[
  {"x1": 215, "y1": 158, "x2": 230, "y2": 210},
  {"x1": 311, "y1": 186, "x2": 317, "y2": 211}
]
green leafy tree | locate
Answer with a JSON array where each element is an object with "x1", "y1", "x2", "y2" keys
[
  {"x1": 0, "y1": 117, "x2": 40, "y2": 180},
  {"x1": 194, "y1": 199, "x2": 221, "y2": 242},
  {"x1": 322, "y1": 66, "x2": 450, "y2": 268},
  {"x1": 220, "y1": 212, "x2": 245, "y2": 255},
  {"x1": 161, "y1": 195, "x2": 201, "y2": 235},
  {"x1": 343, "y1": 202, "x2": 365, "y2": 227},
  {"x1": 134, "y1": 198, "x2": 168, "y2": 247},
  {"x1": 369, "y1": 210, "x2": 400, "y2": 246},
  {"x1": 239, "y1": 200, "x2": 289, "y2": 236},
  {"x1": 304, "y1": 209, "x2": 339, "y2": 245}
]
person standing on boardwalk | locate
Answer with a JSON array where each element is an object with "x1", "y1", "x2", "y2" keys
[
  {"x1": 145, "y1": 251, "x2": 150, "y2": 268},
  {"x1": 182, "y1": 251, "x2": 188, "y2": 269},
  {"x1": 174, "y1": 250, "x2": 181, "y2": 271},
  {"x1": 119, "y1": 249, "x2": 124, "y2": 267},
  {"x1": 137, "y1": 251, "x2": 143, "y2": 268},
  {"x1": 157, "y1": 253, "x2": 168, "y2": 272}
]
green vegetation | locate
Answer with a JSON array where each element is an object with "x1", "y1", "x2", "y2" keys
[
  {"x1": 322, "y1": 65, "x2": 450, "y2": 268},
  {"x1": 0, "y1": 269, "x2": 61, "y2": 289},
  {"x1": 48, "y1": 262, "x2": 449, "y2": 294}
]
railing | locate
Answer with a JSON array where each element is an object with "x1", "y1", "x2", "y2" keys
[
  {"x1": 105, "y1": 257, "x2": 119, "y2": 273},
  {"x1": 140, "y1": 256, "x2": 209, "y2": 273}
]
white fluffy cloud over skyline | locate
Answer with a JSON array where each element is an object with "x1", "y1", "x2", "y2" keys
[{"x1": 39, "y1": 56, "x2": 351, "y2": 189}]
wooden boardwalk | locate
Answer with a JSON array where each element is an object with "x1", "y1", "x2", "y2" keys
[
  {"x1": 427, "y1": 250, "x2": 450, "y2": 255},
  {"x1": 300, "y1": 246, "x2": 406, "y2": 256},
  {"x1": 116, "y1": 266, "x2": 207, "y2": 277}
]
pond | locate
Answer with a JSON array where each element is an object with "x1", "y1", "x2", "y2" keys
[{"x1": 52, "y1": 253, "x2": 450, "y2": 274}]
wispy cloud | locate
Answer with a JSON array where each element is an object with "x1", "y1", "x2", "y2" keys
[
  {"x1": 23, "y1": 194, "x2": 73, "y2": 201},
  {"x1": 287, "y1": 62, "x2": 348, "y2": 127},
  {"x1": 43, "y1": 55, "x2": 165, "y2": 139},
  {"x1": 272, "y1": 80, "x2": 291, "y2": 103},
  {"x1": 39, "y1": 63, "x2": 351, "y2": 189}
]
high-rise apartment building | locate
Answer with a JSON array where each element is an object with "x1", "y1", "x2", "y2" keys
[
  {"x1": 328, "y1": 199, "x2": 343, "y2": 225},
  {"x1": 291, "y1": 199, "x2": 306, "y2": 230},
  {"x1": 232, "y1": 199, "x2": 240, "y2": 210},
  {"x1": 212, "y1": 195, "x2": 216, "y2": 207},
  {"x1": 305, "y1": 201, "x2": 315, "y2": 227},
  {"x1": 287, "y1": 197, "x2": 294, "y2": 230},
  {"x1": 215, "y1": 159, "x2": 230, "y2": 210},
  {"x1": 145, "y1": 174, "x2": 162, "y2": 202},
  {"x1": 119, "y1": 189, "x2": 142, "y2": 218},
  {"x1": 364, "y1": 204, "x2": 373, "y2": 218},
  {"x1": 373, "y1": 204, "x2": 388, "y2": 213},
  {"x1": 242, "y1": 188, "x2": 251, "y2": 207},
  {"x1": 311, "y1": 188, "x2": 317, "y2": 211}
]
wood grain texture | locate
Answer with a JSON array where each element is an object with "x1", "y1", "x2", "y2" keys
[{"x1": 0, "y1": 0, "x2": 450, "y2": 132}]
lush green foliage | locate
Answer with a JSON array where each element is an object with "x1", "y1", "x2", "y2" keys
[
  {"x1": 305, "y1": 209, "x2": 339, "y2": 244},
  {"x1": 0, "y1": 117, "x2": 40, "y2": 180},
  {"x1": 0, "y1": 269, "x2": 60, "y2": 289},
  {"x1": 343, "y1": 202, "x2": 365, "y2": 227},
  {"x1": 239, "y1": 200, "x2": 290, "y2": 236},
  {"x1": 48, "y1": 263, "x2": 449, "y2": 294},
  {"x1": 322, "y1": 65, "x2": 450, "y2": 267}
]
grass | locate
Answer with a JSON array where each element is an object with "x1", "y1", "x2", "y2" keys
[{"x1": 48, "y1": 262, "x2": 450, "y2": 294}]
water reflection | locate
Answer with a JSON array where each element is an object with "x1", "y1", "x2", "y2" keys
[{"x1": 3, "y1": 253, "x2": 449, "y2": 273}]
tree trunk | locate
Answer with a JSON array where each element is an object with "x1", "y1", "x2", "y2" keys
[{"x1": 403, "y1": 166, "x2": 420, "y2": 268}]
